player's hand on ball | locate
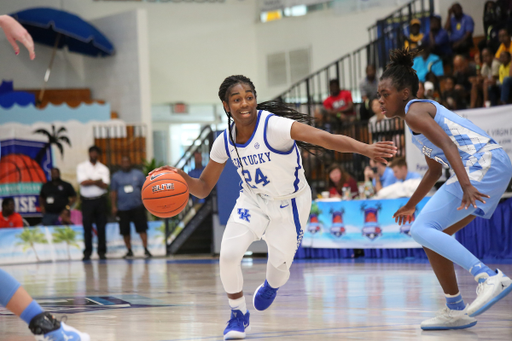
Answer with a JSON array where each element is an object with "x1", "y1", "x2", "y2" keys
[
  {"x1": 367, "y1": 141, "x2": 397, "y2": 164},
  {"x1": 148, "y1": 165, "x2": 179, "y2": 176},
  {"x1": 393, "y1": 205, "x2": 415, "y2": 225},
  {"x1": 459, "y1": 184, "x2": 489, "y2": 210}
]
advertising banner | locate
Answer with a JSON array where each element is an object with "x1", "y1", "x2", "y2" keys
[
  {"x1": 0, "y1": 221, "x2": 166, "y2": 265},
  {"x1": 302, "y1": 197, "x2": 430, "y2": 249}
]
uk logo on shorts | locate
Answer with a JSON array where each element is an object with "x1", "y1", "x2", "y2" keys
[{"x1": 237, "y1": 208, "x2": 251, "y2": 222}]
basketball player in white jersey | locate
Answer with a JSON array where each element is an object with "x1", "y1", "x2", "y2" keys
[
  {"x1": 151, "y1": 75, "x2": 397, "y2": 340},
  {"x1": 0, "y1": 14, "x2": 89, "y2": 341}
]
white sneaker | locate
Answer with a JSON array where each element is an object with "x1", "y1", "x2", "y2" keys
[
  {"x1": 467, "y1": 269, "x2": 512, "y2": 317},
  {"x1": 420, "y1": 305, "x2": 477, "y2": 330}
]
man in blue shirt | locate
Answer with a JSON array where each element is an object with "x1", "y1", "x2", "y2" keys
[
  {"x1": 111, "y1": 156, "x2": 151, "y2": 258},
  {"x1": 423, "y1": 15, "x2": 452, "y2": 61},
  {"x1": 364, "y1": 159, "x2": 398, "y2": 193},
  {"x1": 412, "y1": 47, "x2": 444, "y2": 82},
  {"x1": 444, "y1": 3, "x2": 474, "y2": 56},
  {"x1": 389, "y1": 157, "x2": 422, "y2": 182}
]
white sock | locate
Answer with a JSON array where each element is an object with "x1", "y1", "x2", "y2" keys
[{"x1": 228, "y1": 296, "x2": 247, "y2": 313}]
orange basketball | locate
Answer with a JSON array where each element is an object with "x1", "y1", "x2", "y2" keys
[{"x1": 141, "y1": 171, "x2": 189, "y2": 218}]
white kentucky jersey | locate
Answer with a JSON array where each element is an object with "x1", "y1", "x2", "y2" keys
[
  {"x1": 405, "y1": 99, "x2": 501, "y2": 183},
  {"x1": 210, "y1": 110, "x2": 307, "y2": 199}
]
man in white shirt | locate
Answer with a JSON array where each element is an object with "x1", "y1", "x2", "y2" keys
[{"x1": 77, "y1": 146, "x2": 110, "y2": 261}]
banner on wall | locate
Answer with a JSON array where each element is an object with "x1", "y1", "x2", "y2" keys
[
  {"x1": 406, "y1": 105, "x2": 512, "y2": 176},
  {"x1": 302, "y1": 197, "x2": 430, "y2": 249},
  {"x1": 0, "y1": 221, "x2": 166, "y2": 265}
]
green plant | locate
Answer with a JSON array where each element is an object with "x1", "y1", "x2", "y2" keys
[
  {"x1": 52, "y1": 226, "x2": 80, "y2": 259},
  {"x1": 16, "y1": 228, "x2": 48, "y2": 261},
  {"x1": 142, "y1": 158, "x2": 166, "y2": 176}
]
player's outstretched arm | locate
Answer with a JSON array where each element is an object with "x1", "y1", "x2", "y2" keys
[
  {"x1": 290, "y1": 121, "x2": 397, "y2": 163},
  {"x1": 0, "y1": 15, "x2": 35, "y2": 59},
  {"x1": 149, "y1": 159, "x2": 225, "y2": 199}
]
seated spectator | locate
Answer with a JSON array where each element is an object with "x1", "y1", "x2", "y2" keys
[
  {"x1": 316, "y1": 79, "x2": 355, "y2": 130},
  {"x1": 326, "y1": 164, "x2": 358, "y2": 199},
  {"x1": 359, "y1": 65, "x2": 378, "y2": 121},
  {"x1": 479, "y1": 1, "x2": 505, "y2": 55},
  {"x1": 368, "y1": 98, "x2": 385, "y2": 137},
  {"x1": 0, "y1": 198, "x2": 23, "y2": 228},
  {"x1": 39, "y1": 168, "x2": 77, "y2": 226},
  {"x1": 494, "y1": 28, "x2": 512, "y2": 59},
  {"x1": 441, "y1": 75, "x2": 466, "y2": 110},
  {"x1": 388, "y1": 157, "x2": 422, "y2": 182},
  {"x1": 445, "y1": 3, "x2": 475, "y2": 57},
  {"x1": 498, "y1": 51, "x2": 512, "y2": 104},
  {"x1": 364, "y1": 159, "x2": 397, "y2": 193},
  {"x1": 479, "y1": 47, "x2": 501, "y2": 107},
  {"x1": 404, "y1": 18, "x2": 424, "y2": 50},
  {"x1": 453, "y1": 54, "x2": 477, "y2": 109},
  {"x1": 424, "y1": 81, "x2": 437, "y2": 100},
  {"x1": 423, "y1": 15, "x2": 452, "y2": 61},
  {"x1": 412, "y1": 47, "x2": 444, "y2": 82}
]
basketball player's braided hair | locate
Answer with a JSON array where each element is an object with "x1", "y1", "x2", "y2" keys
[
  {"x1": 218, "y1": 75, "x2": 323, "y2": 157},
  {"x1": 380, "y1": 48, "x2": 420, "y2": 96}
]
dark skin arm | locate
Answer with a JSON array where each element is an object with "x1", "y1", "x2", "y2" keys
[
  {"x1": 39, "y1": 195, "x2": 46, "y2": 214},
  {"x1": 80, "y1": 179, "x2": 108, "y2": 189},
  {"x1": 393, "y1": 155, "x2": 443, "y2": 225},
  {"x1": 444, "y1": 7, "x2": 453, "y2": 32},
  {"x1": 110, "y1": 190, "x2": 118, "y2": 216},
  {"x1": 402, "y1": 102, "x2": 489, "y2": 211}
]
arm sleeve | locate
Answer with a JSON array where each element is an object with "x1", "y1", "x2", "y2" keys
[
  {"x1": 323, "y1": 97, "x2": 332, "y2": 110},
  {"x1": 67, "y1": 183, "x2": 77, "y2": 197},
  {"x1": 76, "y1": 164, "x2": 87, "y2": 184},
  {"x1": 13, "y1": 214, "x2": 24, "y2": 228},
  {"x1": 432, "y1": 59, "x2": 444, "y2": 77},
  {"x1": 210, "y1": 133, "x2": 229, "y2": 164},
  {"x1": 266, "y1": 115, "x2": 295, "y2": 151},
  {"x1": 39, "y1": 184, "x2": 46, "y2": 198},
  {"x1": 437, "y1": 30, "x2": 450, "y2": 45},
  {"x1": 138, "y1": 171, "x2": 146, "y2": 189},
  {"x1": 466, "y1": 16, "x2": 474, "y2": 33}
]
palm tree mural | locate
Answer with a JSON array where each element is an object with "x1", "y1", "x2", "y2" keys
[
  {"x1": 52, "y1": 226, "x2": 80, "y2": 259},
  {"x1": 33, "y1": 125, "x2": 71, "y2": 163},
  {"x1": 16, "y1": 228, "x2": 48, "y2": 261}
]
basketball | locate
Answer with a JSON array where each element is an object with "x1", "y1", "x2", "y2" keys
[{"x1": 141, "y1": 171, "x2": 189, "y2": 218}]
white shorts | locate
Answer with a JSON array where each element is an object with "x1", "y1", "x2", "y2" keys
[{"x1": 227, "y1": 187, "x2": 312, "y2": 267}]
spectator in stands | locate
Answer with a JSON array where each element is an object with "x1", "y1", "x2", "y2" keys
[
  {"x1": 405, "y1": 18, "x2": 424, "y2": 50},
  {"x1": 441, "y1": 75, "x2": 465, "y2": 110},
  {"x1": 318, "y1": 79, "x2": 355, "y2": 128},
  {"x1": 424, "y1": 81, "x2": 436, "y2": 100},
  {"x1": 388, "y1": 157, "x2": 421, "y2": 182},
  {"x1": 453, "y1": 54, "x2": 477, "y2": 109},
  {"x1": 188, "y1": 151, "x2": 206, "y2": 204},
  {"x1": 368, "y1": 98, "x2": 386, "y2": 139},
  {"x1": 39, "y1": 168, "x2": 76, "y2": 226},
  {"x1": 412, "y1": 47, "x2": 444, "y2": 82},
  {"x1": 364, "y1": 159, "x2": 397, "y2": 193},
  {"x1": 359, "y1": 65, "x2": 378, "y2": 121},
  {"x1": 424, "y1": 15, "x2": 452, "y2": 61},
  {"x1": 111, "y1": 155, "x2": 152, "y2": 259},
  {"x1": 479, "y1": 1, "x2": 504, "y2": 55},
  {"x1": 0, "y1": 198, "x2": 23, "y2": 228},
  {"x1": 494, "y1": 28, "x2": 512, "y2": 59},
  {"x1": 445, "y1": 3, "x2": 475, "y2": 57},
  {"x1": 77, "y1": 145, "x2": 110, "y2": 261},
  {"x1": 498, "y1": 51, "x2": 512, "y2": 104},
  {"x1": 326, "y1": 164, "x2": 358, "y2": 199},
  {"x1": 479, "y1": 48, "x2": 500, "y2": 107}
]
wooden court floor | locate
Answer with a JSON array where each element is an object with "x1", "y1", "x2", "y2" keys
[{"x1": 0, "y1": 257, "x2": 511, "y2": 340}]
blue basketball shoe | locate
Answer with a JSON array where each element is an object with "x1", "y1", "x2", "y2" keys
[
  {"x1": 29, "y1": 312, "x2": 90, "y2": 341},
  {"x1": 253, "y1": 280, "x2": 278, "y2": 311},
  {"x1": 223, "y1": 309, "x2": 250, "y2": 340}
]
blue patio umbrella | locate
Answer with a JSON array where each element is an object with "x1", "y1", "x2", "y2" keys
[{"x1": 10, "y1": 7, "x2": 115, "y2": 103}]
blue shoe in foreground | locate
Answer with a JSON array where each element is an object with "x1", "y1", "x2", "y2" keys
[
  {"x1": 223, "y1": 309, "x2": 250, "y2": 340},
  {"x1": 468, "y1": 269, "x2": 512, "y2": 317},
  {"x1": 253, "y1": 280, "x2": 279, "y2": 311},
  {"x1": 30, "y1": 312, "x2": 90, "y2": 341}
]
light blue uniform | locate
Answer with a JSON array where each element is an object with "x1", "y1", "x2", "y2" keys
[{"x1": 406, "y1": 99, "x2": 512, "y2": 271}]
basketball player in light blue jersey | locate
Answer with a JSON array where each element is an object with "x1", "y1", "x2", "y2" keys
[
  {"x1": 151, "y1": 75, "x2": 397, "y2": 340},
  {"x1": 0, "y1": 15, "x2": 89, "y2": 341},
  {"x1": 378, "y1": 48, "x2": 512, "y2": 330}
]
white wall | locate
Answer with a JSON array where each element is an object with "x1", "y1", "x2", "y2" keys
[{"x1": 254, "y1": 4, "x2": 403, "y2": 100}]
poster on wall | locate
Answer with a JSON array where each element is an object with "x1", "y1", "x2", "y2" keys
[{"x1": 302, "y1": 197, "x2": 430, "y2": 249}]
